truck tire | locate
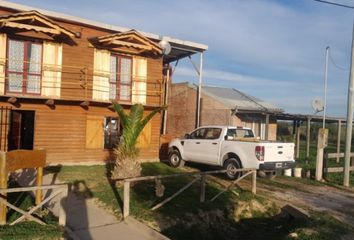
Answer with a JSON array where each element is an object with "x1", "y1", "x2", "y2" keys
[
  {"x1": 168, "y1": 149, "x2": 185, "y2": 168},
  {"x1": 224, "y1": 158, "x2": 242, "y2": 180}
]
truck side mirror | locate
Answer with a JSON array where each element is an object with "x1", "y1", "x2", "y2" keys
[{"x1": 184, "y1": 133, "x2": 190, "y2": 139}]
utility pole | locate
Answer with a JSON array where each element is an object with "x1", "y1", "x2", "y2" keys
[
  {"x1": 344, "y1": 21, "x2": 354, "y2": 187},
  {"x1": 323, "y1": 46, "x2": 330, "y2": 128}
]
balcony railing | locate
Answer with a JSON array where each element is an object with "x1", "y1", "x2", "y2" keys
[{"x1": 0, "y1": 58, "x2": 164, "y2": 106}]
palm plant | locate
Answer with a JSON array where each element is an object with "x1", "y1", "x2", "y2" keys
[{"x1": 111, "y1": 102, "x2": 164, "y2": 179}]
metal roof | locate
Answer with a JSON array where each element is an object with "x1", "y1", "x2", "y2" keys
[
  {"x1": 0, "y1": 0, "x2": 208, "y2": 63},
  {"x1": 185, "y1": 83, "x2": 283, "y2": 113}
]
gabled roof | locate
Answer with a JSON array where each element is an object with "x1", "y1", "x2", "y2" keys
[
  {"x1": 185, "y1": 83, "x2": 283, "y2": 113},
  {"x1": 0, "y1": 10, "x2": 76, "y2": 38},
  {"x1": 0, "y1": 0, "x2": 207, "y2": 63},
  {"x1": 93, "y1": 30, "x2": 162, "y2": 55}
]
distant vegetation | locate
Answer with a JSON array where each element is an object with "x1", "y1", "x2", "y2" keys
[{"x1": 277, "y1": 120, "x2": 354, "y2": 145}]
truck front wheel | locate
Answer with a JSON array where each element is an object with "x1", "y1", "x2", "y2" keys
[
  {"x1": 224, "y1": 158, "x2": 242, "y2": 180},
  {"x1": 168, "y1": 149, "x2": 185, "y2": 168}
]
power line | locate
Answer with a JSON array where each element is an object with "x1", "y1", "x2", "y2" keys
[
  {"x1": 329, "y1": 50, "x2": 349, "y2": 70},
  {"x1": 312, "y1": 0, "x2": 354, "y2": 9}
]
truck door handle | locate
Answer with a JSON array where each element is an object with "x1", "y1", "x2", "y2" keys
[
  {"x1": 212, "y1": 142, "x2": 218, "y2": 145},
  {"x1": 196, "y1": 142, "x2": 200, "y2": 144}
]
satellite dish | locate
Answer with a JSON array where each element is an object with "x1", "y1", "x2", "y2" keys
[
  {"x1": 158, "y1": 40, "x2": 171, "y2": 55},
  {"x1": 312, "y1": 98, "x2": 324, "y2": 113}
]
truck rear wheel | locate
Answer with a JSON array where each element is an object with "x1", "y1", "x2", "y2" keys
[
  {"x1": 168, "y1": 149, "x2": 185, "y2": 168},
  {"x1": 224, "y1": 158, "x2": 242, "y2": 180}
]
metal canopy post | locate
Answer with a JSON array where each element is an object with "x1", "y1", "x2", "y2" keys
[
  {"x1": 306, "y1": 117, "x2": 311, "y2": 158},
  {"x1": 188, "y1": 53, "x2": 204, "y2": 128},
  {"x1": 265, "y1": 114, "x2": 269, "y2": 140},
  {"x1": 197, "y1": 52, "x2": 204, "y2": 127}
]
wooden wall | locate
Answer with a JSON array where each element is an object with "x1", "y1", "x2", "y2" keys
[
  {"x1": 0, "y1": 7, "x2": 163, "y2": 106},
  {"x1": 0, "y1": 101, "x2": 161, "y2": 164},
  {"x1": 0, "y1": 7, "x2": 164, "y2": 164}
]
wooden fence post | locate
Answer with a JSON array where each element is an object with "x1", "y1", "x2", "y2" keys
[
  {"x1": 252, "y1": 170, "x2": 257, "y2": 194},
  {"x1": 123, "y1": 181, "x2": 130, "y2": 219},
  {"x1": 0, "y1": 151, "x2": 7, "y2": 225},
  {"x1": 200, "y1": 173, "x2": 206, "y2": 203},
  {"x1": 35, "y1": 167, "x2": 43, "y2": 205},
  {"x1": 316, "y1": 128, "x2": 328, "y2": 181},
  {"x1": 58, "y1": 185, "x2": 68, "y2": 227}
]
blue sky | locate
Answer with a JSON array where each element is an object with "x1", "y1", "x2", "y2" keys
[{"x1": 5, "y1": 0, "x2": 354, "y2": 116}]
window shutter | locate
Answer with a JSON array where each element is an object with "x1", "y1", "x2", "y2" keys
[
  {"x1": 93, "y1": 49, "x2": 110, "y2": 101},
  {"x1": 132, "y1": 57, "x2": 147, "y2": 104},
  {"x1": 0, "y1": 34, "x2": 6, "y2": 95},
  {"x1": 42, "y1": 41, "x2": 62, "y2": 98},
  {"x1": 137, "y1": 121, "x2": 151, "y2": 148},
  {"x1": 86, "y1": 116, "x2": 104, "y2": 149}
]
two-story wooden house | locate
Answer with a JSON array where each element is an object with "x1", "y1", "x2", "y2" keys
[{"x1": 0, "y1": 1, "x2": 207, "y2": 164}]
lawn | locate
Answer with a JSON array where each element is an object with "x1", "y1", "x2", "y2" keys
[
  {"x1": 0, "y1": 181, "x2": 63, "y2": 240},
  {"x1": 55, "y1": 162, "x2": 352, "y2": 240}
]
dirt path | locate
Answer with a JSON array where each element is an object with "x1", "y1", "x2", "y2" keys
[
  {"x1": 183, "y1": 165, "x2": 354, "y2": 227},
  {"x1": 257, "y1": 178, "x2": 354, "y2": 226}
]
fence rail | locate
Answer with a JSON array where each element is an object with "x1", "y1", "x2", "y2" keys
[
  {"x1": 0, "y1": 184, "x2": 68, "y2": 226},
  {"x1": 324, "y1": 152, "x2": 354, "y2": 173},
  {"x1": 121, "y1": 168, "x2": 257, "y2": 219}
]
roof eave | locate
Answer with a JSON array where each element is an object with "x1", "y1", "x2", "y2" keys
[{"x1": 0, "y1": 0, "x2": 208, "y2": 54}]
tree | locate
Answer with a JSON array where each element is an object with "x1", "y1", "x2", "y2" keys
[{"x1": 111, "y1": 102, "x2": 164, "y2": 179}]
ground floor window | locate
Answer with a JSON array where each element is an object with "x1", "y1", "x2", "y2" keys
[{"x1": 104, "y1": 117, "x2": 120, "y2": 149}]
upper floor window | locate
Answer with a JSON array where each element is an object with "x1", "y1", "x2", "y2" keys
[
  {"x1": 7, "y1": 39, "x2": 42, "y2": 94},
  {"x1": 110, "y1": 55, "x2": 132, "y2": 101}
]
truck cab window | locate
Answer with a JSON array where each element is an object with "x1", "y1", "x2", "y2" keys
[
  {"x1": 190, "y1": 128, "x2": 207, "y2": 139},
  {"x1": 205, "y1": 128, "x2": 222, "y2": 139}
]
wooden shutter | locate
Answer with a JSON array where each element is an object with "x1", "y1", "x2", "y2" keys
[
  {"x1": 93, "y1": 49, "x2": 110, "y2": 101},
  {"x1": 86, "y1": 116, "x2": 104, "y2": 149},
  {"x1": 137, "y1": 122, "x2": 151, "y2": 148},
  {"x1": 132, "y1": 57, "x2": 147, "y2": 104},
  {"x1": 41, "y1": 41, "x2": 62, "y2": 98},
  {"x1": 0, "y1": 34, "x2": 6, "y2": 95}
]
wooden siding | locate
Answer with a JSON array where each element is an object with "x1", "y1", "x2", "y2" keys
[
  {"x1": 0, "y1": 7, "x2": 163, "y2": 164},
  {"x1": 0, "y1": 8, "x2": 162, "y2": 106},
  {"x1": 0, "y1": 101, "x2": 161, "y2": 164}
]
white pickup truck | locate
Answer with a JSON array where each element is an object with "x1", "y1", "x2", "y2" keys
[{"x1": 168, "y1": 126, "x2": 295, "y2": 179}]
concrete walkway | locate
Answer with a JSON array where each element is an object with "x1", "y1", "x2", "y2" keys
[{"x1": 13, "y1": 170, "x2": 169, "y2": 240}]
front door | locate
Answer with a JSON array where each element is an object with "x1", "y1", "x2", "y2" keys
[{"x1": 8, "y1": 110, "x2": 35, "y2": 150}]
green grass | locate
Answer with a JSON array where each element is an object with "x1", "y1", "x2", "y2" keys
[
  {"x1": 54, "y1": 162, "x2": 353, "y2": 240},
  {"x1": 0, "y1": 181, "x2": 62, "y2": 240},
  {"x1": 294, "y1": 142, "x2": 354, "y2": 186}
]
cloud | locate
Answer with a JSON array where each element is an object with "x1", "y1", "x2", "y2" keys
[
  {"x1": 174, "y1": 66, "x2": 295, "y2": 87},
  {"x1": 7, "y1": 0, "x2": 352, "y2": 116}
]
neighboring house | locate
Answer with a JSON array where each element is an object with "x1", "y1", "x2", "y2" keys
[
  {"x1": 0, "y1": 1, "x2": 207, "y2": 164},
  {"x1": 166, "y1": 83, "x2": 283, "y2": 140}
]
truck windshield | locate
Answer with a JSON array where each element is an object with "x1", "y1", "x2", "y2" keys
[{"x1": 227, "y1": 129, "x2": 254, "y2": 139}]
